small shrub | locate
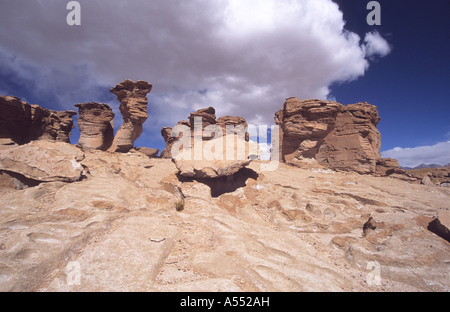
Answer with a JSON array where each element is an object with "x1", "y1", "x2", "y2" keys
[{"x1": 175, "y1": 200, "x2": 184, "y2": 211}]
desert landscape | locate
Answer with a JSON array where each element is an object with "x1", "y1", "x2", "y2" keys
[{"x1": 0, "y1": 79, "x2": 449, "y2": 292}]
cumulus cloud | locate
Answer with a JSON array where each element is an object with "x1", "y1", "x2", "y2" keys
[
  {"x1": 0, "y1": 0, "x2": 391, "y2": 147},
  {"x1": 363, "y1": 31, "x2": 391, "y2": 58},
  {"x1": 382, "y1": 141, "x2": 450, "y2": 168}
]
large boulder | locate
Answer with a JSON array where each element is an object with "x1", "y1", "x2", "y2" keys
[
  {"x1": 375, "y1": 158, "x2": 405, "y2": 176},
  {"x1": 161, "y1": 107, "x2": 249, "y2": 158},
  {"x1": 0, "y1": 140, "x2": 85, "y2": 183},
  {"x1": 0, "y1": 95, "x2": 76, "y2": 145},
  {"x1": 75, "y1": 102, "x2": 115, "y2": 151},
  {"x1": 275, "y1": 98, "x2": 382, "y2": 174},
  {"x1": 172, "y1": 136, "x2": 254, "y2": 179},
  {"x1": 108, "y1": 80, "x2": 152, "y2": 153}
]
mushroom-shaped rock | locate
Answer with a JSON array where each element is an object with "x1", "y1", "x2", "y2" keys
[{"x1": 108, "y1": 80, "x2": 152, "y2": 152}]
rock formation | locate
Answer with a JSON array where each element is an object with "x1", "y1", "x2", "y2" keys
[
  {"x1": 0, "y1": 140, "x2": 85, "y2": 183},
  {"x1": 0, "y1": 95, "x2": 76, "y2": 145},
  {"x1": 75, "y1": 102, "x2": 115, "y2": 151},
  {"x1": 173, "y1": 136, "x2": 253, "y2": 179},
  {"x1": 160, "y1": 107, "x2": 254, "y2": 180},
  {"x1": 108, "y1": 79, "x2": 152, "y2": 153},
  {"x1": 161, "y1": 107, "x2": 249, "y2": 159},
  {"x1": 1, "y1": 146, "x2": 449, "y2": 292},
  {"x1": 375, "y1": 158, "x2": 405, "y2": 176},
  {"x1": 275, "y1": 98, "x2": 382, "y2": 174},
  {"x1": 134, "y1": 147, "x2": 159, "y2": 158},
  {"x1": 406, "y1": 167, "x2": 450, "y2": 186}
]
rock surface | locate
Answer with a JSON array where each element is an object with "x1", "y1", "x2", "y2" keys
[
  {"x1": 0, "y1": 141, "x2": 84, "y2": 183},
  {"x1": 108, "y1": 80, "x2": 152, "y2": 153},
  {"x1": 406, "y1": 167, "x2": 450, "y2": 186},
  {"x1": 172, "y1": 136, "x2": 255, "y2": 179},
  {"x1": 275, "y1": 98, "x2": 382, "y2": 174},
  {"x1": 0, "y1": 141, "x2": 449, "y2": 292},
  {"x1": 75, "y1": 102, "x2": 115, "y2": 151},
  {"x1": 0, "y1": 95, "x2": 76, "y2": 145},
  {"x1": 375, "y1": 158, "x2": 405, "y2": 176},
  {"x1": 161, "y1": 107, "x2": 249, "y2": 159},
  {"x1": 134, "y1": 147, "x2": 159, "y2": 158}
]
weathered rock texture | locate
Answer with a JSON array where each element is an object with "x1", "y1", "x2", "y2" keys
[
  {"x1": 108, "y1": 80, "x2": 152, "y2": 153},
  {"x1": 173, "y1": 136, "x2": 253, "y2": 179},
  {"x1": 375, "y1": 158, "x2": 405, "y2": 176},
  {"x1": 134, "y1": 147, "x2": 159, "y2": 158},
  {"x1": 161, "y1": 107, "x2": 249, "y2": 159},
  {"x1": 275, "y1": 98, "x2": 382, "y2": 174},
  {"x1": 75, "y1": 102, "x2": 115, "y2": 151},
  {"x1": 1, "y1": 146, "x2": 449, "y2": 292},
  {"x1": 0, "y1": 95, "x2": 76, "y2": 145},
  {"x1": 406, "y1": 167, "x2": 450, "y2": 186},
  {"x1": 0, "y1": 140, "x2": 85, "y2": 183}
]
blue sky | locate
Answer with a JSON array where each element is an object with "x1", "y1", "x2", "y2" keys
[{"x1": 0, "y1": 0, "x2": 449, "y2": 167}]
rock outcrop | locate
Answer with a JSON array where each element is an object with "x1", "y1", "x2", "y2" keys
[
  {"x1": 75, "y1": 102, "x2": 115, "y2": 151},
  {"x1": 161, "y1": 107, "x2": 254, "y2": 179},
  {"x1": 1, "y1": 149, "x2": 449, "y2": 292},
  {"x1": 275, "y1": 98, "x2": 382, "y2": 174},
  {"x1": 161, "y1": 107, "x2": 249, "y2": 159},
  {"x1": 406, "y1": 167, "x2": 450, "y2": 186},
  {"x1": 0, "y1": 140, "x2": 85, "y2": 183},
  {"x1": 173, "y1": 136, "x2": 253, "y2": 179},
  {"x1": 108, "y1": 80, "x2": 152, "y2": 153},
  {"x1": 0, "y1": 95, "x2": 76, "y2": 145},
  {"x1": 134, "y1": 147, "x2": 159, "y2": 158},
  {"x1": 375, "y1": 158, "x2": 405, "y2": 176}
]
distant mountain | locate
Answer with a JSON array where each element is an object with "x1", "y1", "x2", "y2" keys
[{"x1": 402, "y1": 163, "x2": 450, "y2": 170}]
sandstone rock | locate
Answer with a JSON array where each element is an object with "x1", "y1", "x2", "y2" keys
[
  {"x1": 160, "y1": 121, "x2": 189, "y2": 159},
  {"x1": 0, "y1": 95, "x2": 76, "y2": 145},
  {"x1": 173, "y1": 136, "x2": 254, "y2": 179},
  {"x1": 407, "y1": 167, "x2": 450, "y2": 186},
  {"x1": 428, "y1": 210, "x2": 450, "y2": 242},
  {"x1": 0, "y1": 140, "x2": 85, "y2": 183},
  {"x1": 1, "y1": 153, "x2": 450, "y2": 292},
  {"x1": 376, "y1": 158, "x2": 405, "y2": 176},
  {"x1": 108, "y1": 80, "x2": 152, "y2": 152},
  {"x1": 135, "y1": 147, "x2": 159, "y2": 158},
  {"x1": 275, "y1": 98, "x2": 382, "y2": 174},
  {"x1": 75, "y1": 102, "x2": 114, "y2": 151},
  {"x1": 421, "y1": 175, "x2": 435, "y2": 186},
  {"x1": 161, "y1": 107, "x2": 249, "y2": 159}
]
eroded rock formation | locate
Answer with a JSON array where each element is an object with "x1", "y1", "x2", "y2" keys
[
  {"x1": 0, "y1": 95, "x2": 76, "y2": 145},
  {"x1": 161, "y1": 107, "x2": 249, "y2": 159},
  {"x1": 375, "y1": 158, "x2": 405, "y2": 176},
  {"x1": 0, "y1": 140, "x2": 85, "y2": 183},
  {"x1": 108, "y1": 79, "x2": 152, "y2": 152},
  {"x1": 275, "y1": 98, "x2": 382, "y2": 174},
  {"x1": 75, "y1": 102, "x2": 114, "y2": 151}
]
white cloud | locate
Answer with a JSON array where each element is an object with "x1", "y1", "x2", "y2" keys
[
  {"x1": 382, "y1": 141, "x2": 450, "y2": 168},
  {"x1": 0, "y1": 0, "x2": 391, "y2": 145},
  {"x1": 363, "y1": 31, "x2": 391, "y2": 58}
]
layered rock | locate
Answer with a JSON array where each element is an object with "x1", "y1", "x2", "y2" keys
[
  {"x1": 173, "y1": 136, "x2": 253, "y2": 179},
  {"x1": 108, "y1": 80, "x2": 152, "y2": 152},
  {"x1": 161, "y1": 107, "x2": 249, "y2": 159},
  {"x1": 275, "y1": 98, "x2": 382, "y2": 174},
  {"x1": 134, "y1": 147, "x2": 159, "y2": 158},
  {"x1": 75, "y1": 102, "x2": 115, "y2": 151},
  {"x1": 0, "y1": 95, "x2": 76, "y2": 145},
  {"x1": 0, "y1": 140, "x2": 85, "y2": 183},
  {"x1": 406, "y1": 167, "x2": 450, "y2": 186},
  {"x1": 375, "y1": 158, "x2": 405, "y2": 176}
]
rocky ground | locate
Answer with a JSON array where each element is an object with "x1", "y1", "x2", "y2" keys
[{"x1": 0, "y1": 143, "x2": 449, "y2": 292}]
